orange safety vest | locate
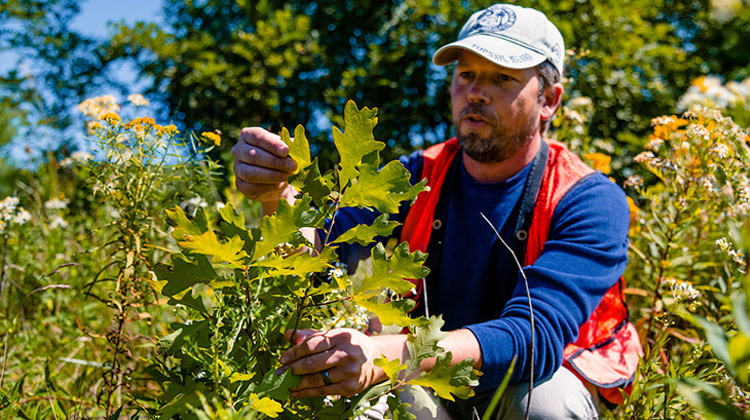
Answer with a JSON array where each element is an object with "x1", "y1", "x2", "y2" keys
[{"x1": 400, "y1": 137, "x2": 642, "y2": 405}]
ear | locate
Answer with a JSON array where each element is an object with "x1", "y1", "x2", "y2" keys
[{"x1": 540, "y1": 82, "x2": 563, "y2": 122}]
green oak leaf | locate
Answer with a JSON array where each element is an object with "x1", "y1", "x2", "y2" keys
[
  {"x1": 374, "y1": 356, "x2": 407, "y2": 386},
  {"x1": 353, "y1": 296, "x2": 415, "y2": 327},
  {"x1": 247, "y1": 394, "x2": 284, "y2": 418},
  {"x1": 280, "y1": 125, "x2": 311, "y2": 174},
  {"x1": 166, "y1": 205, "x2": 208, "y2": 240},
  {"x1": 254, "y1": 246, "x2": 337, "y2": 277},
  {"x1": 293, "y1": 157, "x2": 335, "y2": 208},
  {"x1": 155, "y1": 255, "x2": 218, "y2": 297},
  {"x1": 219, "y1": 201, "x2": 245, "y2": 228},
  {"x1": 331, "y1": 214, "x2": 399, "y2": 246},
  {"x1": 406, "y1": 316, "x2": 449, "y2": 369},
  {"x1": 255, "y1": 368, "x2": 301, "y2": 400},
  {"x1": 729, "y1": 333, "x2": 750, "y2": 384},
  {"x1": 405, "y1": 385, "x2": 439, "y2": 418},
  {"x1": 354, "y1": 242, "x2": 428, "y2": 298},
  {"x1": 409, "y1": 353, "x2": 478, "y2": 401},
  {"x1": 159, "y1": 320, "x2": 211, "y2": 356},
  {"x1": 386, "y1": 393, "x2": 414, "y2": 420},
  {"x1": 179, "y1": 230, "x2": 248, "y2": 267},
  {"x1": 340, "y1": 160, "x2": 426, "y2": 214},
  {"x1": 254, "y1": 195, "x2": 318, "y2": 260},
  {"x1": 333, "y1": 100, "x2": 385, "y2": 187}
]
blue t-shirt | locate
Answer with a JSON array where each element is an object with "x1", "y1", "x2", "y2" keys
[{"x1": 321, "y1": 146, "x2": 630, "y2": 391}]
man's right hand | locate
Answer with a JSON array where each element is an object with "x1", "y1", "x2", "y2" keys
[{"x1": 232, "y1": 127, "x2": 298, "y2": 204}]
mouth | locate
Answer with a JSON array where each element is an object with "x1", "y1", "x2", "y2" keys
[{"x1": 461, "y1": 113, "x2": 491, "y2": 127}]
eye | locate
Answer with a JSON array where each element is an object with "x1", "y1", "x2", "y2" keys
[
  {"x1": 459, "y1": 71, "x2": 475, "y2": 80},
  {"x1": 496, "y1": 73, "x2": 515, "y2": 82}
]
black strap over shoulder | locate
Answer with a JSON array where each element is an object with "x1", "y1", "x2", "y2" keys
[
  {"x1": 509, "y1": 140, "x2": 549, "y2": 260},
  {"x1": 415, "y1": 141, "x2": 550, "y2": 316}
]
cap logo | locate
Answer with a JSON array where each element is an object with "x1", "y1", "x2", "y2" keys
[{"x1": 470, "y1": 5, "x2": 516, "y2": 35}]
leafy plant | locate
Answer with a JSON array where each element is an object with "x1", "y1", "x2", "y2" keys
[
  {"x1": 609, "y1": 106, "x2": 750, "y2": 419},
  {"x1": 150, "y1": 100, "x2": 479, "y2": 418}
]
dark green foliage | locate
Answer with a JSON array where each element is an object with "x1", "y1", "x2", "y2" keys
[{"x1": 106, "y1": 0, "x2": 749, "y2": 172}]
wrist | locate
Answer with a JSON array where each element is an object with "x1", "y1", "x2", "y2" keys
[{"x1": 260, "y1": 184, "x2": 297, "y2": 216}]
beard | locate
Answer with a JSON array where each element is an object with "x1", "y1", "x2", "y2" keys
[{"x1": 454, "y1": 103, "x2": 538, "y2": 163}]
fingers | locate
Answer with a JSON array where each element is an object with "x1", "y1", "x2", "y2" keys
[
  {"x1": 290, "y1": 365, "x2": 365, "y2": 398},
  {"x1": 281, "y1": 331, "x2": 333, "y2": 365},
  {"x1": 231, "y1": 127, "x2": 299, "y2": 201},
  {"x1": 239, "y1": 127, "x2": 289, "y2": 158},
  {"x1": 232, "y1": 139, "x2": 297, "y2": 173}
]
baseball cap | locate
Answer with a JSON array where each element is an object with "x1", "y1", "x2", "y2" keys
[{"x1": 433, "y1": 4, "x2": 565, "y2": 76}]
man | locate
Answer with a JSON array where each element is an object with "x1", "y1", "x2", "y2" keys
[{"x1": 232, "y1": 4, "x2": 640, "y2": 419}]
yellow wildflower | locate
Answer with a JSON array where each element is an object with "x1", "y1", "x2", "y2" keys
[
  {"x1": 124, "y1": 116, "x2": 156, "y2": 130},
  {"x1": 693, "y1": 75, "x2": 708, "y2": 93},
  {"x1": 158, "y1": 124, "x2": 179, "y2": 136},
  {"x1": 100, "y1": 112, "x2": 121, "y2": 124},
  {"x1": 626, "y1": 196, "x2": 640, "y2": 233},
  {"x1": 583, "y1": 153, "x2": 611, "y2": 174},
  {"x1": 202, "y1": 131, "x2": 221, "y2": 146}
]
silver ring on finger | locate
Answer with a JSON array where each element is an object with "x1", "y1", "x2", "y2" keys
[{"x1": 321, "y1": 369, "x2": 333, "y2": 386}]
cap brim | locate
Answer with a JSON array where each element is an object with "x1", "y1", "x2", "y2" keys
[{"x1": 433, "y1": 34, "x2": 547, "y2": 69}]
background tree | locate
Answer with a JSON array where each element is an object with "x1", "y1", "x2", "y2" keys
[{"x1": 108, "y1": 0, "x2": 749, "y2": 172}]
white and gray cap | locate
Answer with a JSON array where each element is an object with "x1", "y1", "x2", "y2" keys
[{"x1": 433, "y1": 4, "x2": 565, "y2": 76}]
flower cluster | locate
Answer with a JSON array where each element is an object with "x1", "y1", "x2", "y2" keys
[
  {"x1": 716, "y1": 237, "x2": 747, "y2": 270},
  {"x1": 201, "y1": 131, "x2": 221, "y2": 147},
  {"x1": 44, "y1": 197, "x2": 69, "y2": 230},
  {"x1": 665, "y1": 278, "x2": 700, "y2": 301},
  {"x1": 0, "y1": 196, "x2": 31, "y2": 234},
  {"x1": 78, "y1": 95, "x2": 120, "y2": 119},
  {"x1": 127, "y1": 93, "x2": 150, "y2": 107},
  {"x1": 677, "y1": 76, "x2": 750, "y2": 111}
]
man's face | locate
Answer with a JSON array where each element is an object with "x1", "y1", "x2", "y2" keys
[{"x1": 450, "y1": 51, "x2": 545, "y2": 163}]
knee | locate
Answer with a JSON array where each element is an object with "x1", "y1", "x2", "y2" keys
[{"x1": 493, "y1": 368, "x2": 599, "y2": 420}]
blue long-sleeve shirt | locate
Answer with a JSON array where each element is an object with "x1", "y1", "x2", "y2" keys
[{"x1": 321, "y1": 147, "x2": 630, "y2": 392}]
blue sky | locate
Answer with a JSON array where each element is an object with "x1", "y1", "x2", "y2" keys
[{"x1": 71, "y1": 0, "x2": 163, "y2": 38}]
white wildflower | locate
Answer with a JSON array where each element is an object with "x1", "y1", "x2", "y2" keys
[
  {"x1": 49, "y1": 215, "x2": 68, "y2": 229},
  {"x1": 709, "y1": 143, "x2": 730, "y2": 159},
  {"x1": 645, "y1": 138, "x2": 664, "y2": 151},
  {"x1": 686, "y1": 124, "x2": 710, "y2": 142},
  {"x1": 0, "y1": 196, "x2": 19, "y2": 218},
  {"x1": 77, "y1": 94, "x2": 120, "y2": 119},
  {"x1": 623, "y1": 175, "x2": 643, "y2": 189},
  {"x1": 127, "y1": 93, "x2": 150, "y2": 107},
  {"x1": 699, "y1": 176, "x2": 717, "y2": 193},
  {"x1": 44, "y1": 198, "x2": 69, "y2": 211},
  {"x1": 187, "y1": 197, "x2": 208, "y2": 208},
  {"x1": 651, "y1": 115, "x2": 677, "y2": 126},
  {"x1": 716, "y1": 237, "x2": 731, "y2": 252},
  {"x1": 665, "y1": 278, "x2": 700, "y2": 301},
  {"x1": 12, "y1": 209, "x2": 31, "y2": 225},
  {"x1": 634, "y1": 151, "x2": 656, "y2": 163},
  {"x1": 71, "y1": 151, "x2": 93, "y2": 162}
]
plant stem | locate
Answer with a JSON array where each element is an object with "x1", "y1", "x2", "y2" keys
[
  {"x1": 0, "y1": 233, "x2": 8, "y2": 299},
  {"x1": 645, "y1": 205, "x2": 683, "y2": 339},
  {"x1": 480, "y1": 213, "x2": 535, "y2": 420},
  {"x1": 0, "y1": 328, "x2": 7, "y2": 389}
]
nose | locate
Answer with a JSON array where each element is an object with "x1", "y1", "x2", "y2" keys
[{"x1": 467, "y1": 81, "x2": 490, "y2": 104}]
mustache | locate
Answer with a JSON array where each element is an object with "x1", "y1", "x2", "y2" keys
[{"x1": 458, "y1": 104, "x2": 497, "y2": 123}]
